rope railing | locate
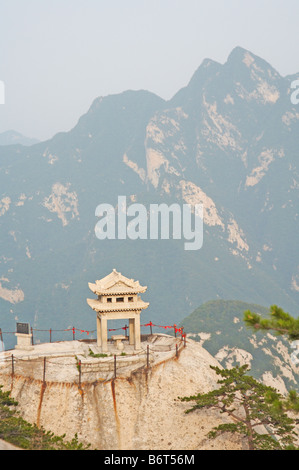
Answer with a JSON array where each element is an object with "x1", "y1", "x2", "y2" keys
[
  {"x1": 0, "y1": 335, "x2": 185, "y2": 385},
  {"x1": 0, "y1": 322, "x2": 186, "y2": 351}
]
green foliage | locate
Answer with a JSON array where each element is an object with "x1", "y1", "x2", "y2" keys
[
  {"x1": 179, "y1": 365, "x2": 298, "y2": 450},
  {"x1": 88, "y1": 348, "x2": 109, "y2": 358},
  {"x1": 244, "y1": 305, "x2": 299, "y2": 340},
  {"x1": 286, "y1": 390, "x2": 299, "y2": 413},
  {"x1": 0, "y1": 385, "x2": 90, "y2": 450}
]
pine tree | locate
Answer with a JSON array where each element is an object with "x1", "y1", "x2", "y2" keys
[
  {"x1": 179, "y1": 365, "x2": 298, "y2": 450},
  {"x1": 244, "y1": 305, "x2": 299, "y2": 340},
  {"x1": 0, "y1": 385, "x2": 90, "y2": 450}
]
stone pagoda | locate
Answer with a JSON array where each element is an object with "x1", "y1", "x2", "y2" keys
[{"x1": 87, "y1": 269, "x2": 149, "y2": 352}]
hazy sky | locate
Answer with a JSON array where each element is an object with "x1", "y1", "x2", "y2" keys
[{"x1": 0, "y1": 0, "x2": 298, "y2": 141}]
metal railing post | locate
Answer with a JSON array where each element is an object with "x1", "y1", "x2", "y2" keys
[{"x1": 43, "y1": 357, "x2": 46, "y2": 383}]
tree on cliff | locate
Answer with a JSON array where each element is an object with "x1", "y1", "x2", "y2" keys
[
  {"x1": 0, "y1": 385, "x2": 90, "y2": 450},
  {"x1": 179, "y1": 365, "x2": 298, "y2": 450}
]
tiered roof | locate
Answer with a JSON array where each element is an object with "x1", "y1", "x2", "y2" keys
[
  {"x1": 88, "y1": 269, "x2": 147, "y2": 295},
  {"x1": 87, "y1": 269, "x2": 149, "y2": 314},
  {"x1": 87, "y1": 298, "x2": 149, "y2": 313}
]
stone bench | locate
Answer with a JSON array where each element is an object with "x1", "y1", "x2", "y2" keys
[{"x1": 111, "y1": 335, "x2": 127, "y2": 351}]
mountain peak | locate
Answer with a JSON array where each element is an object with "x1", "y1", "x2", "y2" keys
[
  {"x1": 226, "y1": 46, "x2": 281, "y2": 78},
  {"x1": 227, "y1": 46, "x2": 251, "y2": 61},
  {"x1": 186, "y1": 57, "x2": 221, "y2": 89},
  {"x1": 226, "y1": 46, "x2": 264, "y2": 69}
]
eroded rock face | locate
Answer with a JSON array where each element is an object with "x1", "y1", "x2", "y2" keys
[
  {"x1": 0, "y1": 281, "x2": 24, "y2": 304},
  {"x1": 0, "y1": 47, "x2": 298, "y2": 342},
  {"x1": 43, "y1": 182, "x2": 79, "y2": 227},
  {"x1": 0, "y1": 338, "x2": 243, "y2": 450}
]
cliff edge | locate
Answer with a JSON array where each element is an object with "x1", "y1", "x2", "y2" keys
[{"x1": 0, "y1": 335, "x2": 243, "y2": 450}]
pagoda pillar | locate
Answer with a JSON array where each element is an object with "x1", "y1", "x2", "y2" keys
[
  {"x1": 129, "y1": 319, "x2": 134, "y2": 346},
  {"x1": 96, "y1": 315, "x2": 102, "y2": 347},
  {"x1": 134, "y1": 314, "x2": 141, "y2": 350},
  {"x1": 101, "y1": 317, "x2": 108, "y2": 352}
]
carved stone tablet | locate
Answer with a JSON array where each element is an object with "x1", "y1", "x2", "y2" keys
[{"x1": 16, "y1": 322, "x2": 30, "y2": 335}]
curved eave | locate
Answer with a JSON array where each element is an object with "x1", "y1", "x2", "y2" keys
[
  {"x1": 87, "y1": 298, "x2": 149, "y2": 313},
  {"x1": 88, "y1": 282, "x2": 147, "y2": 296},
  {"x1": 92, "y1": 289, "x2": 147, "y2": 296}
]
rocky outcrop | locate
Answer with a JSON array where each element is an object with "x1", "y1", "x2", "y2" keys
[{"x1": 0, "y1": 337, "x2": 243, "y2": 450}]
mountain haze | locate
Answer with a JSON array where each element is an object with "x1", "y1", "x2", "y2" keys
[
  {"x1": 181, "y1": 300, "x2": 299, "y2": 394},
  {"x1": 0, "y1": 47, "x2": 298, "y2": 345},
  {"x1": 0, "y1": 130, "x2": 39, "y2": 147}
]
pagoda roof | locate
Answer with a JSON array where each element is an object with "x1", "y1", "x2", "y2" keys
[
  {"x1": 88, "y1": 269, "x2": 147, "y2": 295},
  {"x1": 86, "y1": 298, "x2": 149, "y2": 313}
]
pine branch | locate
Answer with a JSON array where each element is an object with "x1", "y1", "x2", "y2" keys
[
  {"x1": 179, "y1": 365, "x2": 298, "y2": 450},
  {"x1": 244, "y1": 305, "x2": 299, "y2": 340}
]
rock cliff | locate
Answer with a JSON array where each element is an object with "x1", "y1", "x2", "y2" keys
[{"x1": 0, "y1": 336, "x2": 243, "y2": 450}]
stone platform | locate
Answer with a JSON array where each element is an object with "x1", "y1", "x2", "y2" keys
[{"x1": 0, "y1": 334, "x2": 183, "y2": 383}]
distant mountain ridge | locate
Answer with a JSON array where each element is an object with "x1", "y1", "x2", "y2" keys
[
  {"x1": 0, "y1": 130, "x2": 39, "y2": 147},
  {"x1": 0, "y1": 46, "x2": 298, "y2": 342}
]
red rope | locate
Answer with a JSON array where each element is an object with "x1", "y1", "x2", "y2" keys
[{"x1": 1, "y1": 323, "x2": 184, "y2": 337}]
